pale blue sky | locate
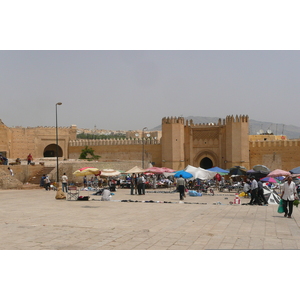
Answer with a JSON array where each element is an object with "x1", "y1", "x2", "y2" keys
[{"x1": 1, "y1": 50, "x2": 300, "y2": 131}]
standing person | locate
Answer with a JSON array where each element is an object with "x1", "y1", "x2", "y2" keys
[
  {"x1": 40, "y1": 174, "x2": 46, "y2": 188},
  {"x1": 134, "y1": 174, "x2": 138, "y2": 194},
  {"x1": 281, "y1": 176, "x2": 298, "y2": 218},
  {"x1": 0, "y1": 154, "x2": 8, "y2": 165},
  {"x1": 83, "y1": 176, "x2": 87, "y2": 188},
  {"x1": 215, "y1": 173, "x2": 221, "y2": 188},
  {"x1": 27, "y1": 153, "x2": 33, "y2": 165},
  {"x1": 153, "y1": 174, "x2": 157, "y2": 189},
  {"x1": 249, "y1": 177, "x2": 260, "y2": 205},
  {"x1": 44, "y1": 174, "x2": 51, "y2": 191},
  {"x1": 130, "y1": 173, "x2": 136, "y2": 195},
  {"x1": 8, "y1": 167, "x2": 14, "y2": 176},
  {"x1": 137, "y1": 174, "x2": 144, "y2": 195},
  {"x1": 176, "y1": 174, "x2": 185, "y2": 201},
  {"x1": 258, "y1": 180, "x2": 268, "y2": 205},
  {"x1": 61, "y1": 172, "x2": 68, "y2": 193},
  {"x1": 243, "y1": 180, "x2": 251, "y2": 198},
  {"x1": 142, "y1": 174, "x2": 146, "y2": 195}
]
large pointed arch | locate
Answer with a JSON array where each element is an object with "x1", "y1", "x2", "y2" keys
[
  {"x1": 193, "y1": 150, "x2": 219, "y2": 169},
  {"x1": 43, "y1": 144, "x2": 63, "y2": 157}
]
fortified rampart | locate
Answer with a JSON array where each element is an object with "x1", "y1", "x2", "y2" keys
[
  {"x1": 249, "y1": 139, "x2": 300, "y2": 171},
  {"x1": 68, "y1": 138, "x2": 162, "y2": 167},
  {"x1": 0, "y1": 120, "x2": 77, "y2": 160},
  {"x1": 163, "y1": 115, "x2": 250, "y2": 170},
  {"x1": 2, "y1": 116, "x2": 300, "y2": 178}
]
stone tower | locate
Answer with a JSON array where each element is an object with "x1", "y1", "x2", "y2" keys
[
  {"x1": 161, "y1": 117, "x2": 185, "y2": 170},
  {"x1": 224, "y1": 115, "x2": 250, "y2": 169}
]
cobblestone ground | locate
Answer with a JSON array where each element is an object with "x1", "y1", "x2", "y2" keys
[{"x1": 1, "y1": 187, "x2": 300, "y2": 250}]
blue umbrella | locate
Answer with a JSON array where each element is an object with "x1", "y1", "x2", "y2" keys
[
  {"x1": 290, "y1": 166, "x2": 300, "y2": 174},
  {"x1": 174, "y1": 170, "x2": 193, "y2": 179},
  {"x1": 207, "y1": 167, "x2": 229, "y2": 174}
]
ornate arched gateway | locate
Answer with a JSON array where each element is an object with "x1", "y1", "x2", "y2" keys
[
  {"x1": 43, "y1": 144, "x2": 63, "y2": 157},
  {"x1": 193, "y1": 150, "x2": 219, "y2": 169}
]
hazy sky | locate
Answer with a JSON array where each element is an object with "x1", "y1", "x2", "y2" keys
[{"x1": 1, "y1": 50, "x2": 299, "y2": 131}]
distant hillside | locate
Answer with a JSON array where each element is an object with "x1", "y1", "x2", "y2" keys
[{"x1": 150, "y1": 116, "x2": 300, "y2": 139}]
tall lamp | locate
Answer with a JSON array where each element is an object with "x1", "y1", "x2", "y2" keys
[
  {"x1": 55, "y1": 102, "x2": 62, "y2": 185},
  {"x1": 142, "y1": 127, "x2": 148, "y2": 169}
]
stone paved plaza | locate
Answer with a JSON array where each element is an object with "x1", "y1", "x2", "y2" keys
[{"x1": 1, "y1": 187, "x2": 300, "y2": 250}]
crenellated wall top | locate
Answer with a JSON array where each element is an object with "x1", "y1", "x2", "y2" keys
[
  {"x1": 162, "y1": 115, "x2": 248, "y2": 128},
  {"x1": 162, "y1": 116, "x2": 185, "y2": 124},
  {"x1": 225, "y1": 115, "x2": 249, "y2": 123},
  {"x1": 69, "y1": 137, "x2": 161, "y2": 146},
  {"x1": 249, "y1": 139, "x2": 300, "y2": 147},
  {"x1": 189, "y1": 118, "x2": 224, "y2": 127}
]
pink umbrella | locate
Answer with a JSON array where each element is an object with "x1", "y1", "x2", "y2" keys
[
  {"x1": 260, "y1": 177, "x2": 280, "y2": 183},
  {"x1": 145, "y1": 167, "x2": 165, "y2": 174},
  {"x1": 267, "y1": 169, "x2": 291, "y2": 177},
  {"x1": 161, "y1": 167, "x2": 177, "y2": 172}
]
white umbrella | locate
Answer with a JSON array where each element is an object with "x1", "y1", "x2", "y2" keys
[
  {"x1": 263, "y1": 185, "x2": 281, "y2": 204},
  {"x1": 124, "y1": 166, "x2": 147, "y2": 174},
  {"x1": 100, "y1": 169, "x2": 121, "y2": 177},
  {"x1": 184, "y1": 165, "x2": 217, "y2": 180}
]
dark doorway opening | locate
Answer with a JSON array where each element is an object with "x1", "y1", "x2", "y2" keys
[
  {"x1": 44, "y1": 144, "x2": 63, "y2": 157},
  {"x1": 200, "y1": 157, "x2": 213, "y2": 169}
]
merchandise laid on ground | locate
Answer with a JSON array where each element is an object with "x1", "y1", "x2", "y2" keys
[{"x1": 1, "y1": 186, "x2": 299, "y2": 250}]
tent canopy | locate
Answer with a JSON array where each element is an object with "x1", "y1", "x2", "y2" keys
[
  {"x1": 207, "y1": 167, "x2": 229, "y2": 174},
  {"x1": 184, "y1": 165, "x2": 217, "y2": 180},
  {"x1": 124, "y1": 166, "x2": 146, "y2": 174}
]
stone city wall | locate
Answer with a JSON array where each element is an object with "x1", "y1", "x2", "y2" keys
[
  {"x1": 68, "y1": 141, "x2": 162, "y2": 167},
  {"x1": 249, "y1": 140, "x2": 300, "y2": 171},
  {"x1": 0, "y1": 164, "x2": 44, "y2": 183}
]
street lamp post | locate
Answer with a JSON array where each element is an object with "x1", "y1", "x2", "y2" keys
[
  {"x1": 142, "y1": 127, "x2": 148, "y2": 169},
  {"x1": 55, "y1": 102, "x2": 62, "y2": 185}
]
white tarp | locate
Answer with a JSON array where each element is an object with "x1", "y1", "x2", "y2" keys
[{"x1": 184, "y1": 165, "x2": 217, "y2": 180}]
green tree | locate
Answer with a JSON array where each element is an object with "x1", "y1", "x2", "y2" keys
[{"x1": 79, "y1": 146, "x2": 100, "y2": 160}]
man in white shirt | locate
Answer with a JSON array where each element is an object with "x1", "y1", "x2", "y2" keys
[
  {"x1": 62, "y1": 173, "x2": 68, "y2": 193},
  {"x1": 176, "y1": 175, "x2": 186, "y2": 200},
  {"x1": 8, "y1": 167, "x2": 14, "y2": 176},
  {"x1": 249, "y1": 177, "x2": 260, "y2": 205},
  {"x1": 281, "y1": 176, "x2": 297, "y2": 218}
]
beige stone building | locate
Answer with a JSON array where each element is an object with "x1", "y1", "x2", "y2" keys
[
  {"x1": 1, "y1": 116, "x2": 300, "y2": 172},
  {"x1": 0, "y1": 119, "x2": 77, "y2": 161}
]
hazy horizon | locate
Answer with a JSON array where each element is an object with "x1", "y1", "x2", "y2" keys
[{"x1": 1, "y1": 51, "x2": 300, "y2": 132}]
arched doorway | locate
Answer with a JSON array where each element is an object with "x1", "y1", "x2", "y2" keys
[
  {"x1": 194, "y1": 150, "x2": 218, "y2": 169},
  {"x1": 44, "y1": 144, "x2": 63, "y2": 157},
  {"x1": 200, "y1": 157, "x2": 213, "y2": 169}
]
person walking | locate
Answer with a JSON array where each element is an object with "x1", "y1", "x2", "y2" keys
[
  {"x1": 281, "y1": 176, "x2": 298, "y2": 218},
  {"x1": 8, "y1": 167, "x2": 14, "y2": 176},
  {"x1": 176, "y1": 174, "x2": 185, "y2": 201},
  {"x1": 258, "y1": 180, "x2": 268, "y2": 205},
  {"x1": 27, "y1": 153, "x2": 33, "y2": 165},
  {"x1": 62, "y1": 172, "x2": 68, "y2": 193},
  {"x1": 249, "y1": 177, "x2": 260, "y2": 205}
]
